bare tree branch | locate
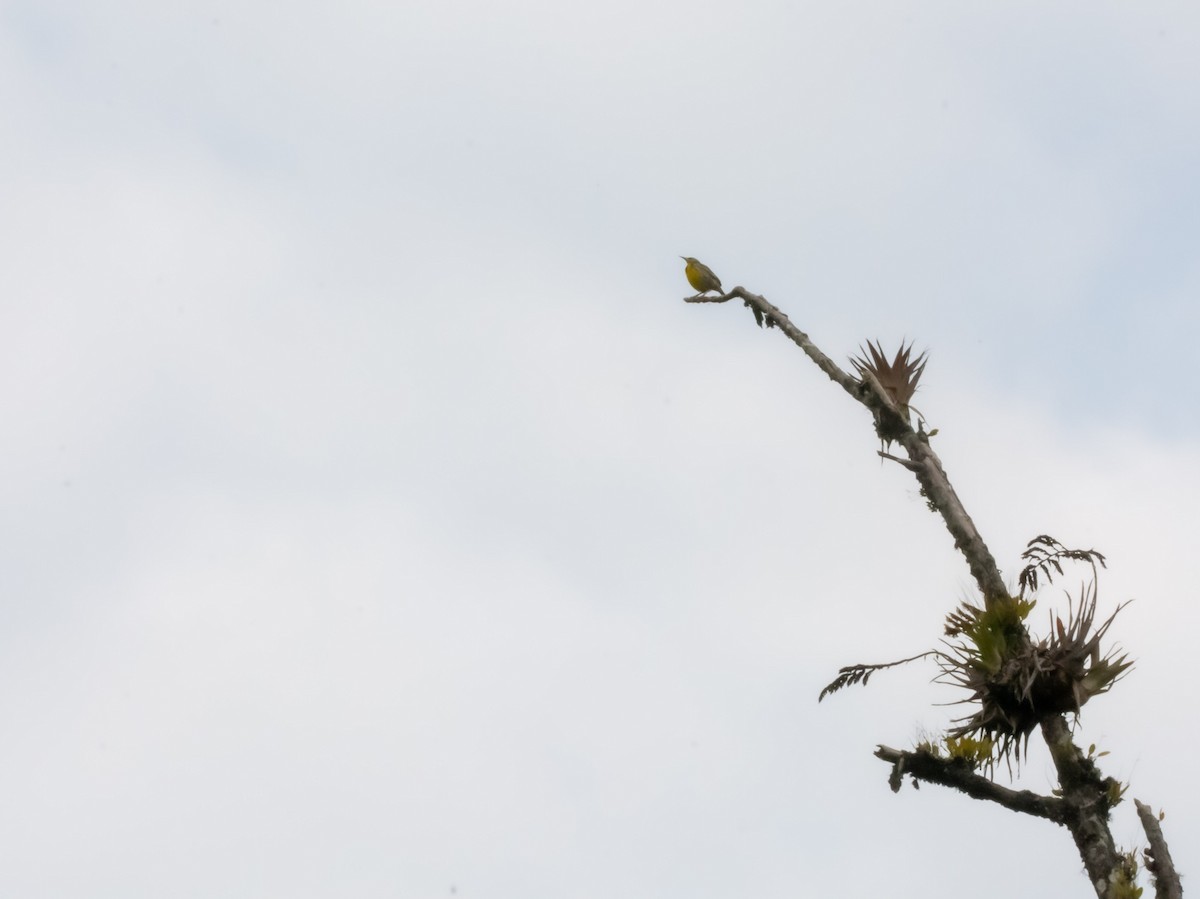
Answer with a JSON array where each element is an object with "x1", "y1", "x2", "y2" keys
[
  {"x1": 875, "y1": 744, "x2": 1066, "y2": 822},
  {"x1": 688, "y1": 286, "x2": 1008, "y2": 604},
  {"x1": 1135, "y1": 799, "x2": 1183, "y2": 899}
]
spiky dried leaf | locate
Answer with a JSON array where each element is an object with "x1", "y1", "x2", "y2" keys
[{"x1": 851, "y1": 339, "x2": 928, "y2": 409}]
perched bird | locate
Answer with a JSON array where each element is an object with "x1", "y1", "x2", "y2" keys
[{"x1": 680, "y1": 256, "x2": 723, "y2": 297}]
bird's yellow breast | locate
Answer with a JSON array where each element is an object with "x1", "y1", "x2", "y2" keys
[{"x1": 684, "y1": 259, "x2": 722, "y2": 293}]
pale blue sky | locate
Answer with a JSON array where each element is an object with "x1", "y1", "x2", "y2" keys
[{"x1": 2, "y1": 2, "x2": 1198, "y2": 897}]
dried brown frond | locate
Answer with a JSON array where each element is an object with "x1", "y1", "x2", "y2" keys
[
  {"x1": 818, "y1": 651, "x2": 938, "y2": 701},
  {"x1": 1018, "y1": 534, "x2": 1107, "y2": 598}
]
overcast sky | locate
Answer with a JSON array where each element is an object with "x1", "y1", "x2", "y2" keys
[{"x1": 3, "y1": 2, "x2": 1199, "y2": 897}]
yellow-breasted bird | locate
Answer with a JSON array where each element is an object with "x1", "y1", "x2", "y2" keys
[{"x1": 681, "y1": 256, "x2": 723, "y2": 297}]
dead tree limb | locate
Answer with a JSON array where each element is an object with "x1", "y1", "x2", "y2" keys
[
  {"x1": 1135, "y1": 799, "x2": 1183, "y2": 899},
  {"x1": 875, "y1": 744, "x2": 1065, "y2": 821},
  {"x1": 686, "y1": 285, "x2": 1175, "y2": 899}
]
